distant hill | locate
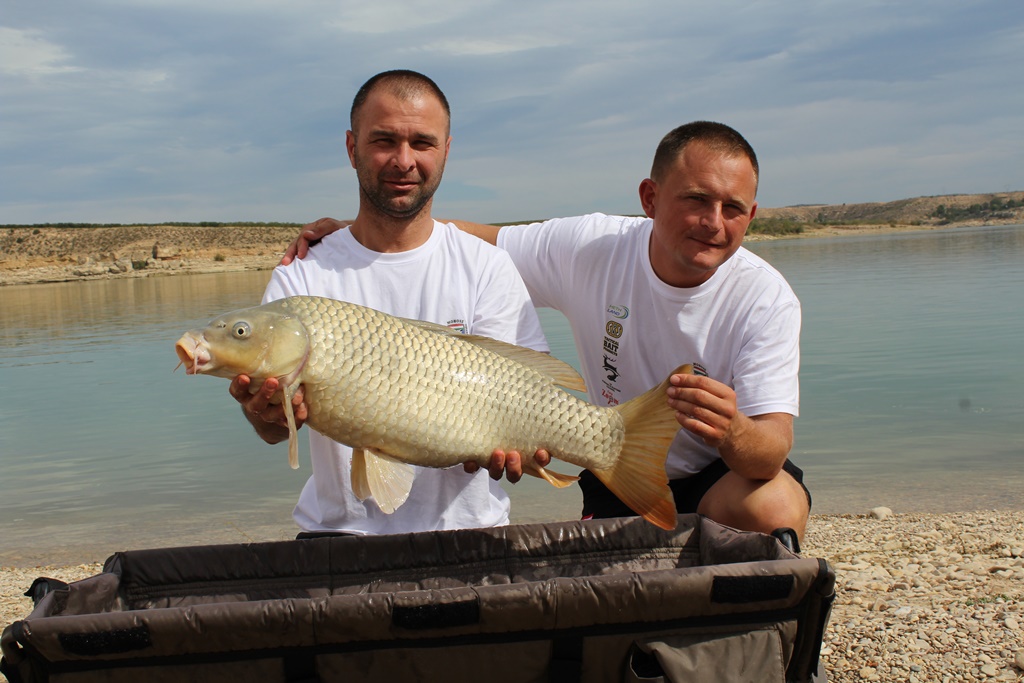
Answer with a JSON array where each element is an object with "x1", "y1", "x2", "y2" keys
[
  {"x1": 2, "y1": 191, "x2": 1023, "y2": 285},
  {"x1": 756, "y1": 190, "x2": 1024, "y2": 229}
]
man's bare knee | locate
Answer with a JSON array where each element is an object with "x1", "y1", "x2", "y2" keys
[{"x1": 697, "y1": 471, "x2": 808, "y2": 539}]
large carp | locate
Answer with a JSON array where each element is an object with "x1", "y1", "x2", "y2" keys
[{"x1": 175, "y1": 296, "x2": 686, "y2": 530}]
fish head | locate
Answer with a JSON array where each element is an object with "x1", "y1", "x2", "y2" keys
[{"x1": 175, "y1": 305, "x2": 309, "y2": 382}]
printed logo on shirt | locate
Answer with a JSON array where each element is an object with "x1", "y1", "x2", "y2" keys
[
  {"x1": 447, "y1": 319, "x2": 467, "y2": 334},
  {"x1": 691, "y1": 362, "x2": 709, "y2": 377},
  {"x1": 606, "y1": 304, "x2": 629, "y2": 320},
  {"x1": 602, "y1": 355, "x2": 620, "y2": 382},
  {"x1": 601, "y1": 303, "x2": 626, "y2": 405}
]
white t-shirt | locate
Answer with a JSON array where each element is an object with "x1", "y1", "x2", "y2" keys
[
  {"x1": 498, "y1": 213, "x2": 800, "y2": 479},
  {"x1": 264, "y1": 220, "x2": 549, "y2": 534}
]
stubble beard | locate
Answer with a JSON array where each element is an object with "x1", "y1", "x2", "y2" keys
[{"x1": 356, "y1": 162, "x2": 445, "y2": 221}]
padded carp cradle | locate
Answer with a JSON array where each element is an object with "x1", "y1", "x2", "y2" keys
[{"x1": 1, "y1": 514, "x2": 834, "y2": 682}]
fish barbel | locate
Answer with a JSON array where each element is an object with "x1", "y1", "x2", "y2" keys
[{"x1": 175, "y1": 296, "x2": 687, "y2": 530}]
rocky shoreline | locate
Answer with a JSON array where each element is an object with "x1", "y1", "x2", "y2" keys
[
  {"x1": 2, "y1": 218, "x2": 1022, "y2": 288},
  {"x1": 2, "y1": 510, "x2": 1022, "y2": 682},
  {"x1": 0, "y1": 224, "x2": 298, "y2": 287}
]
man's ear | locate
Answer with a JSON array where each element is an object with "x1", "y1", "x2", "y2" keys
[
  {"x1": 345, "y1": 130, "x2": 357, "y2": 169},
  {"x1": 638, "y1": 178, "x2": 657, "y2": 219}
]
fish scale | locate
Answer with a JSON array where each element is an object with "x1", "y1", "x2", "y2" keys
[{"x1": 175, "y1": 295, "x2": 684, "y2": 529}]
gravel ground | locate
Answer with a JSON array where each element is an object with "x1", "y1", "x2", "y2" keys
[
  {"x1": 804, "y1": 510, "x2": 1024, "y2": 682},
  {"x1": 2, "y1": 510, "x2": 1021, "y2": 681}
]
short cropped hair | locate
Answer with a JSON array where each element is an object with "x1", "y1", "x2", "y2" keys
[
  {"x1": 650, "y1": 121, "x2": 759, "y2": 187},
  {"x1": 350, "y1": 70, "x2": 451, "y2": 135}
]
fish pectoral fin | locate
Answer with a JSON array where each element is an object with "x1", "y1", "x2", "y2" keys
[
  {"x1": 361, "y1": 449, "x2": 416, "y2": 514},
  {"x1": 281, "y1": 383, "x2": 300, "y2": 470},
  {"x1": 522, "y1": 457, "x2": 580, "y2": 489}
]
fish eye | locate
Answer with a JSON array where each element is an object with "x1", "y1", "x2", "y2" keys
[{"x1": 232, "y1": 322, "x2": 251, "y2": 338}]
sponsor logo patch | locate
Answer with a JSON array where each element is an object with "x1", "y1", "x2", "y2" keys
[
  {"x1": 447, "y1": 319, "x2": 467, "y2": 334},
  {"x1": 605, "y1": 321, "x2": 623, "y2": 338},
  {"x1": 606, "y1": 304, "x2": 629, "y2": 320}
]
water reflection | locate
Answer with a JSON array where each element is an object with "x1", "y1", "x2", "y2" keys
[
  {"x1": 2, "y1": 226, "x2": 1023, "y2": 565},
  {"x1": 0, "y1": 271, "x2": 277, "y2": 353}
]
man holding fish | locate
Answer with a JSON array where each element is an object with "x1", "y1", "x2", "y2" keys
[
  {"x1": 286, "y1": 119, "x2": 812, "y2": 544},
  {"x1": 225, "y1": 70, "x2": 552, "y2": 535}
]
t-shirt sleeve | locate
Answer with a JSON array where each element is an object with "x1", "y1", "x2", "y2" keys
[
  {"x1": 497, "y1": 218, "x2": 583, "y2": 311},
  {"x1": 733, "y1": 296, "x2": 801, "y2": 417},
  {"x1": 468, "y1": 248, "x2": 550, "y2": 352},
  {"x1": 262, "y1": 263, "x2": 311, "y2": 304}
]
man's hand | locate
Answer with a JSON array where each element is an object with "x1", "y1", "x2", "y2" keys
[
  {"x1": 464, "y1": 448, "x2": 552, "y2": 483},
  {"x1": 279, "y1": 217, "x2": 350, "y2": 266},
  {"x1": 666, "y1": 371, "x2": 737, "y2": 447},
  {"x1": 668, "y1": 371, "x2": 793, "y2": 481},
  {"x1": 229, "y1": 375, "x2": 308, "y2": 443}
]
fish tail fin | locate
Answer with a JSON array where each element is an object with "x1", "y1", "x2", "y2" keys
[{"x1": 591, "y1": 364, "x2": 693, "y2": 531}]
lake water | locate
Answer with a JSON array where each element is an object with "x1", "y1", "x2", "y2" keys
[{"x1": 2, "y1": 225, "x2": 1022, "y2": 566}]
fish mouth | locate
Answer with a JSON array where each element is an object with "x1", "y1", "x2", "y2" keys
[{"x1": 174, "y1": 334, "x2": 209, "y2": 375}]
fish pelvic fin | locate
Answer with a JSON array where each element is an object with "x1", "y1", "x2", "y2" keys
[
  {"x1": 351, "y1": 449, "x2": 372, "y2": 500},
  {"x1": 353, "y1": 448, "x2": 416, "y2": 514},
  {"x1": 521, "y1": 457, "x2": 580, "y2": 488},
  {"x1": 592, "y1": 363, "x2": 694, "y2": 531}
]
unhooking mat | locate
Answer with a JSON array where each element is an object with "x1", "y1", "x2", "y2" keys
[{"x1": 2, "y1": 514, "x2": 834, "y2": 682}]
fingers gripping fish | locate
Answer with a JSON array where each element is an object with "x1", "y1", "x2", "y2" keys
[{"x1": 175, "y1": 296, "x2": 687, "y2": 530}]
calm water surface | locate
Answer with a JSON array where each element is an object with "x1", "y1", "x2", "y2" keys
[{"x1": 1, "y1": 225, "x2": 1022, "y2": 565}]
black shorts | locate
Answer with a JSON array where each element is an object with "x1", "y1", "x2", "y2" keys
[{"x1": 579, "y1": 458, "x2": 811, "y2": 520}]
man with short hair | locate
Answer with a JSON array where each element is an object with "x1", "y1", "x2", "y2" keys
[
  {"x1": 287, "y1": 120, "x2": 810, "y2": 543},
  {"x1": 232, "y1": 70, "x2": 548, "y2": 535}
]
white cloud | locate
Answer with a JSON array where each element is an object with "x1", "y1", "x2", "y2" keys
[
  {"x1": 326, "y1": 0, "x2": 480, "y2": 35},
  {"x1": 0, "y1": 27, "x2": 81, "y2": 77},
  {"x1": 1, "y1": 1, "x2": 1023, "y2": 224},
  {"x1": 420, "y1": 36, "x2": 567, "y2": 57}
]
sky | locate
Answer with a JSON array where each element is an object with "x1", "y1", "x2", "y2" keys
[{"x1": 2, "y1": 0, "x2": 1023, "y2": 225}]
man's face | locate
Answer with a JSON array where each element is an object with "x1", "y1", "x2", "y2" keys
[
  {"x1": 347, "y1": 90, "x2": 451, "y2": 220},
  {"x1": 640, "y1": 142, "x2": 758, "y2": 288}
]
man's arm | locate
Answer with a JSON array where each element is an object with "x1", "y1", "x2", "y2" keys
[
  {"x1": 279, "y1": 218, "x2": 501, "y2": 266},
  {"x1": 666, "y1": 372, "x2": 793, "y2": 480},
  {"x1": 447, "y1": 220, "x2": 500, "y2": 246},
  {"x1": 279, "y1": 218, "x2": 351, "y2": 265}
]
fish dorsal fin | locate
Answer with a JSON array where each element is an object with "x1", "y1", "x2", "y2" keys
[
  {"x1": 396, "y1": 317, "x2": 586, "y2": 393},
  {"x1": 356, "y1": 449, "x2": 416, "y2": 514},
  {"x1": 461, "y1": 336, "x2": 586, "y2": 393}
]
